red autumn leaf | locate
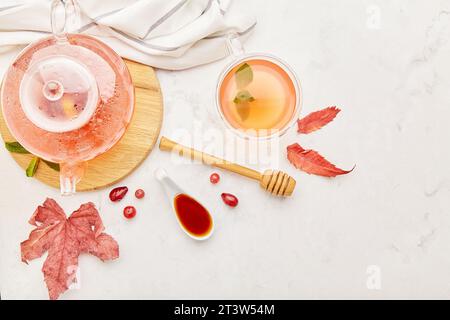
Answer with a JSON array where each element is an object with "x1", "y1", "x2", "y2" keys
[
  {"x1": 287, "y1": 143, "x2": 354, "y2": 177},
  {"x1": 21, "y1": 198, "x2": 119, "y2": 300},
  {"x1": 297, "y1": 106, "x2": 341, "y2": 134}
]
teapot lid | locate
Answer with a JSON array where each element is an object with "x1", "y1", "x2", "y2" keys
[
  {"x1": 19, "y1": 54, "x2": 98, "y2": 133},
  {"x1": 17, "y1": 0, "x2": 99, "y2": 133}
]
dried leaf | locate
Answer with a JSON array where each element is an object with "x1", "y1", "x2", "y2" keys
[
  {"x1": 21, "y1": 199, "x2": 119, "y2": 300},
  {"x1": 5, "y1": 141, "x2": 30, "y2": 154},
  {"x1": 297, "y1": 106, "x2": 341, "y2": 134},
  {"x1": 287, "y1": 143, "x2": 354, "y2": 177},
  {"x1": 26, "y1": 157, "x2": 40, "y2": 177}
]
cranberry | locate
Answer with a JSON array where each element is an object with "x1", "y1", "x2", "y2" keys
[
  {"x1": 221, "y1": 193, "x2": 238, "y2": 207},
  {"x1": 109, "y1": 186, "x2": 128, "y2": 202},
  {"x1": 210, "y1": 173, "x2": 220, "y2": 184},
  {"x1": 135, "y1": 189, "x2": 145, "y2": 199},
  {"x1": 123, "y1": 206, "x2": 137, "y2": 219}
]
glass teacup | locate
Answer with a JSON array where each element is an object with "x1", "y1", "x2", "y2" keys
[{"x1": 216, "y1": 35, "x2": 302, "y2": 140}]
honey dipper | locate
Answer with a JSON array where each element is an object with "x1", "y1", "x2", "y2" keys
[{"x1": 159, "y1": 136, "x2": 296, "y2": 197}]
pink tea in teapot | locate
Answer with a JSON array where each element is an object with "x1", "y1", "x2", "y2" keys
[{"x1": 1, "y1": 34, "x2": 134, "y2": 163}]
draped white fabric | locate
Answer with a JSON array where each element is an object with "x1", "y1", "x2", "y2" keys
[{"x1": 0, "y1": 0, "x2": 255, "y2": 70}]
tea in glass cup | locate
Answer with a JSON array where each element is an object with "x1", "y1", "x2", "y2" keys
[{"x1": 216, "y1": 54, "x2": 301, "y2": 139}]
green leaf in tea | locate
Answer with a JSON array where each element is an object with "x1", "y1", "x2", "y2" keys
[
  {"x1": 43, "y1": 160, "x2": 60, "y2": 172},
  {"x1": 26, "y1": 157, "x2": 40, "y2": 177},
  {"x1": 233, "y1": 90, "x2": 255, "y2": 120},
  {"x1": 235, "y1": 63, "x2": 253, "y2": 89},
  {"x1": 233, "y1": 90, "x2": 255, "y2": 104},
  {"x1": 233, "y1": 63, "x2": 255, "y2": 120},
  {"x1": 235, "y1": 101, "x2": 251, "y2": 121},
  {"x1": 5, "y1": 141, "x2": 30, "y2": 154}
]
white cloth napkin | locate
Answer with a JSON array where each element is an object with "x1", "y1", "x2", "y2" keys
[{"x1": 0, "y1": 0, "x2": 256, "y2": 70}]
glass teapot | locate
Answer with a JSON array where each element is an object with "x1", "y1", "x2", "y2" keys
[{"x1": 1, "y1": 0, "x2": 135, "y2": 195}]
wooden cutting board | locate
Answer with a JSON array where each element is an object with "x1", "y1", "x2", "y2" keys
[{"x1": 0, "y1": 59, "x2": 163, "y2": 191}]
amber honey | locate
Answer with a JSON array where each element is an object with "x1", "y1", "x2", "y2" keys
[{"x1": 218, "y1": 58, "x2": 299, "y2": 137}]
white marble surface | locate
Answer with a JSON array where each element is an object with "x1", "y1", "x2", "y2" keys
[{"x1": 2, "y1": 0, "x2": 450, "y2": 299}]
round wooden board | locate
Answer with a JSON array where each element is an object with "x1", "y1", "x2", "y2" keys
[{"x1": 0, "y1": 59, "x2": 163, "y2": 191}]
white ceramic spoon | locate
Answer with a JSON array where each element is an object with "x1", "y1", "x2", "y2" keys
[{"x1": 154, "y1": 168, "x2": 214, "y2": 241}]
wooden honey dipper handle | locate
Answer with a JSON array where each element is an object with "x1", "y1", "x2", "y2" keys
[
  {"x1": 159, "y1": 136, "x2": 261, "y2": 180},
  {"x1": 159, "y1": 137, "x2": 296, "y2": 197}
]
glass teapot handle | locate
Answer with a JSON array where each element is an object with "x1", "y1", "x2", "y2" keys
[{"x1": 51, "y1": 0, "x2": 80, "y2": 43}]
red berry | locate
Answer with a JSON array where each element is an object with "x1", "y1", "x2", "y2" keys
[
  {"x1": 123, "y1": 206, "x2": 137, "y2": 219},
  {"x1": 135, "y1": 189, "x2": 145, "y2": 199},
  {"x1": 109, "y1": 186, "x2": 128, "y2": 202},
  {"x1": 221, "y1": 193, "x2": 238, "y2": 207},
  {"x1": 210, "y1": 173, "x2": 220, "y2": 184}
]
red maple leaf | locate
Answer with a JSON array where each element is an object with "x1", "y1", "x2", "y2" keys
[
  {"x1": 297, "y1": 106, "x2": 341, "y2": 134},
  {"x1": 21, "y1": 198, "x2": 119, "y2": 300},
  {"x1": 287, "y1": 143, "x2": 354, "y2": 177}
]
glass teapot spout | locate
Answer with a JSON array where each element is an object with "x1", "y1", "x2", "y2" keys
[
  {"x1": 60, "y1": 161, "x2": 87, "y2": 195},
  {"x1": 49, "y1": 1, "x2": 90, "y2": 195}
]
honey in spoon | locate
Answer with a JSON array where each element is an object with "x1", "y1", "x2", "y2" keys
[{"x1": 174, "y1": 194, "x2": 213, "y2": 238}]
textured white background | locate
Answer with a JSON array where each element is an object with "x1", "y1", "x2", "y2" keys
[{"x1": 1, "y1": 0, "x2": 450, "y2": 299}]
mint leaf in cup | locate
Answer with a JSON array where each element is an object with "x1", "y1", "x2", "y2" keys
[
  {"x1": 233, "y1": 63, "x2": 255, "y2": 121},
  {"x1": 235, "y1": 101, "x2": 251, "y2": 121},
  {"x1": 233, "y1": 90, "x2": 255, "y2": 104},
  {"x1": 233, "y1": 90, "x2": 255, "y2": 121},
  {"x1": 235, "y1": 63, "x2": 253, "y2": 89}
]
